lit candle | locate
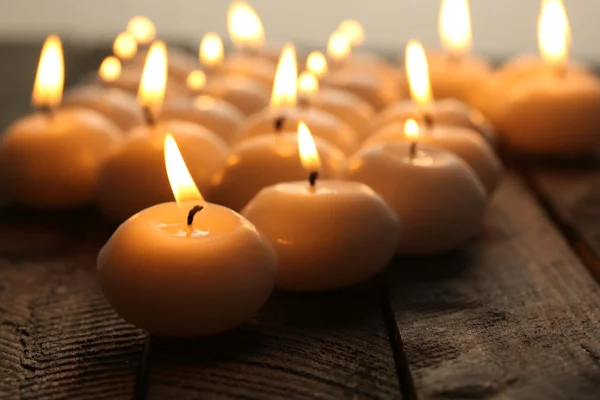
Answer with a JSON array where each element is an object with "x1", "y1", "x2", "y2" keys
[
  {"x1": 298, "y1": 71, "x2": 375, "y2": 142},
  {"x1": 242, "y1": 123, "x2": 399, "y2": 291},
  {"x1": 424, "y1": 0, "x2": 492, "y2": 103},
  {"x1": 97, "y1": 42, "x2": 228, "y2": 222},
  {"x1": 364, "y1": 119, "x2": 502, "y2": 193},
  {"x1": 236, "y1": 43, "x2": 359, "y2": 155},
  {"x1": 197, "y1": 33, "x2": 270, "y2": 116},
  {"x1": 210, "y1": 122, "x2": 345, "y2": 211},
  {"x1": 370, "y1": 40, "x2": 498, "y2": 147},
  {"x1": 98, "y1": 134, "x2": 277, "y2": 337},
  {"x1": 63, "y1": 56, "x2": 145, "y2": 132},
  {"x1": 343, "y1": 121, "x2": 486, "y2": 255},
  {"x1": 474, "y1": 0, "x2": 600, "y2": 156},
  {"x1": 112, "y1": 32, "x2": 138, "y2": 61},
  {"x1": 126, "y1": 16, "x2": 156, "y2": 48},
  {"x1": 0, "y1": 36, "x2": 121, "y2": 209}
]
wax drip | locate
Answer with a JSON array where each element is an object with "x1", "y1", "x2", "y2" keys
[
  {"x1": 187, "y1": 205, "x2": 204, "y2": 226},
  {"x1": 143, "y1": 106, "x2": 155, "y2": 126},
  {"x1": 308, "y1": 171, "x2": 319, "y2": 187},
  {"x1": 274, "y1": 116, "x2": 286, "y2": 133}
]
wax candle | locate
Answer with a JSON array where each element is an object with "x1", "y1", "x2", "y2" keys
[
  {"x1": 0, "y1": 36, "x2": 121, "y2": 210},
  {"x1": 343, "y1": 123, "x2": 486, "y2": 255},
  {"x1": 242, "y1": 123, "x2": 399, "y2": 291},
  {"x1": 237, "y1": 43, "x2": 358, "y2": 155},
  {"x1": 63, "y1": 57, "x2": 145, "y2": 132},
  {"x1": 210, "y1": 127, "x2": 345, "y2": 211},
  {"x1": 98, "y1": 134, "x2": 277, "y2": 337},
  {"x1": 365, "y1": 119, "x2": 502, "y2": 193},
  {"x1": 97, "y1": 42, "x2": 229, "y2": 222},
  {"x1": 298, "y1": 71, "x2": 375, "y2": 142}
]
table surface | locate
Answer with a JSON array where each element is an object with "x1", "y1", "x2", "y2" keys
[{"x1": 1, "y1": 42, "x2": 599, "y2": 400}]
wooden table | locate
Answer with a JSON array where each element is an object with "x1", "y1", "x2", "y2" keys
[{"x1": 1, "y1": 42, "x2": 599, "y2": 400}]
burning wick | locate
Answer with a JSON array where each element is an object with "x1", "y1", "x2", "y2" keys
[
  {"x1": 274, "y1": 116, "x2": 286, "y2": 133},
  {"x1": 143, "y1": 106, "x2": 155, "y2": 126},
  {"x1": 308, "y1": 171, "x2": 319, "y2": 188},
  {"x1": 404, "y1": 119, "x2": 420, "y2": 161},
  {"x1": 187, "y1": 205, "x2": 204, "y2": 226}
]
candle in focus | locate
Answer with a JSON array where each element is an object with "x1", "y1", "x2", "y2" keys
[{"x1": 98, "y1": 134, "x2": 277, "y2": 337}]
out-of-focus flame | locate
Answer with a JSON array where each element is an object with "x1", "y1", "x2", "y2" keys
[
  {"x1": 32, "y1": 35, "x2": 64, "y2": 108},
  {"x1": 227, "y1": 0, "x2": 265, "y2": 50},
  {"x1": 137, "y1": 41, "x2": 168, "y2": 111},
  {"x1": 404, "y1": 118, "x2": 420, "y2": 140},
  {"x1": 270, "y1": 43, "x2": 297, "y2": 108},
  {"x1": 298, "y1": 71, "x2": 319, "y2": 96},
  {"x1": 186, "y1": 70, "x2": 206, "y2": 91},
  {"x1": 126, "y1": 16, "x2": 156, "y2": 45},
  {"x1": 164, "y1": 134, "x2": 203, "y2": 204},
  {"x1": 538, "y1": 0, "x2": 571, "y2": 66},
  {"x1": 113, "y1": 32, "x2": 138, "y2": 60},
  {"x1": 99, "y1": 56, "x2": 122, "y2": 82},
  {"x1": 337, "y1": 19, "x2": 365, "y2": 47},
  {"x1": 306, "y1": 51, "x2": 328, "y2": 78},
  {"x1": 327, "y1": 31, "x2": 351, "y2": 62},
  {"x1": 297, "y1": 122, "x2": 321, "y2": 173},
  {"x1": 199, "y1": 32, "x2": 224, "y2": 68},
  {"x1": 405, "y1": 39, "x2": 433, "y2": 107},
  {"x1": 439, "y1": 0, "x2": 472, "y2": 57}
]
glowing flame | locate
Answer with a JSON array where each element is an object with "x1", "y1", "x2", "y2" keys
[
  {"x1": 199, "y1": 32, "x2": 224, "y2": 68},
  {"x1": 306, "y1": 51, "x2": 328, "y2": 78},
  {"x1": 439, "y1": 0, "x2": 472, "y2": 57},
  {"x1": 113, "y1": 32, "x2": 138, "y2": 60},
  {"x1": 227, "y1": 0, "x2": 265, "y2": 50},
  {"x1": 164, "y1": 134, "x2": 203, "y2": 204},
  {"x1": 538, "y1": 0, "x2": 571, "y2": 66},
  {"x1": 32, "y1": 35, "x2": 64, "y2": 108},
  {"x1": 137, "y1": 41, "x2": 168, "y2": 111},
  {"x1": 404, "y1": 119, "x2": 420, "y2": 140},
  {"x1": 99, "y1": 56, "x2": 122, "y2": 82},
  {"x1": 126, "y1": 16, "x2": 156, "y2": 45},
  {"x1": 405, "y1": 40, "x2": 433, "y2": 107},
  {"x1": 270, "y1": 43, "x2": 297, "y2": 108},
  {"x1": 187, "y1": 70, "x2": 206, "y2": 91},
  {"x1": 298, "y1": 72, "x2": 319, "y2": 96},
  {"x1": 337, "y1": 19, "x2": 365, "y2": 47},
  {"x1": 327, "y1": 31, "x2": 351, "y2": 62},
  {"x1": 297, "y1": 122, "x2": 321, "y2": 173}
]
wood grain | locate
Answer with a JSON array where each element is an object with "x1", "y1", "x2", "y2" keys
[{"x1": 385, "y1": 172, "x2": 600, "y2": 399}]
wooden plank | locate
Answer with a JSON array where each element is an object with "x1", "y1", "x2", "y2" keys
[
  {"x1": 146, "y1": 285, "x2": 402, "y2": 400},
  {"x1": 385, "y1": 172, "x2": 600, "y2": 400}
]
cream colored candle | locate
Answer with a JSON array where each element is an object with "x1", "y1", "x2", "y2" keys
[
  {"x1": 344, "y1": 136, "x2": 486, "y2": 255},
  {"x1": 242, "y1": 124, "x2": 399, "y2": 291},
  {"x1": 237, "y1": 43, "x2": 358, "y2": 155},
  {"x1": 210, "y1": 126, "x2": 345, "y2": 211},
  {"x1": 0, "y1": 35, "x2": 121, "y2": 210},
  {"x1": 298, "y1": 71, "x2": 375, "y2": 142},
  {"x1": 365, "y1": 119, "x2": 502, "y2": 193},
  {"x1": 98, "y1": 134, "x2": 277, "y2": 337}
]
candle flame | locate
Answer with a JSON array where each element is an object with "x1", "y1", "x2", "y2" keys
[
  {"x1": 298, "y1": 71, "x2": 319, "y2": 96},
  {"x1": 99, "y1": 56, "x2": 122, "y2": 82},
  {"x1": 270, "y1": 43, "x2": 297, "y2": 108},
  {"x1": 337, "y1": 19, "x2": 365, "y2": 47},
  {"x1": 32, "y1": 35, "x2": 64, "y2": 108},
  {"x1": 227, "y1": 0, "x2": 265, "y2": 50},
  {"x1": 137, "y1": 41, "x2": 168, "y2": 111},
  {"x1": 538, "y1": 0, "x2": 571, "y2": 66},
  {"x1": 199, "y1": 32, "x2": 224, "y2": 68},
  {"x1": 297, "y1": 122, "x2": 321, "y2": 174},
  {"x1": 306, "y1": 51, "x2": 328, "y2": 78},
  {"x1": 186, "y1": 70, "x2": 206, "y2": 91},
  {"x1": 164, "y1": 134, "x2": 203, "y2": 204},
  {"x1": 113, "y1": 32, "x2": 138, "y2": 60},
  {"x1": 405, "y1": 39, "x2": 433, "y2": 107},
  {"x1": 126, "y1": 16, "x2": 156, "y2": 45},
  {"x1": 404, "y1": 119, "x2": 420, "y2": 140},
  {"x1": 327, "y1": 31, "x2": 351, "y2": 62},
  {"x1": 439, "y1": 0, "x2": 472, "y2": 58}
]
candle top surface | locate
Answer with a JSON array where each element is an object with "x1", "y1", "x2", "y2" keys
[{"x1": 270, "y1": 179, "x2": 375, "y2": 196}]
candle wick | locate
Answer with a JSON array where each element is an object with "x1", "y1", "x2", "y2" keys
[
  {"x1": 274, "y1": 116, "x2": 286, "y2": 133},
  {"x1": 308, "y1": 171, "x2": 319, "y2": 188},
  {"x1": 143, "y1": 106, "x2": 156, "y2": 126},
  {"x1": 409, "y1": 141, "x2": 417, "y2": 160},
  {"x1": 39, "y1": 105, "x2": 55, "y2": 119},
  {"x1": 423, "y1": 112, "x2": 434, "y2": 130},
  {"x1": 187, "y1": 205, "x2": 204, "y2": 226},
  {"x1": 298, "y1": 96, "x2": 310, "y2": 109}
]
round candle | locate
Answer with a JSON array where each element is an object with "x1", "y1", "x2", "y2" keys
[
  {"x1": 210, "y1": 128, "x2": 345, "y2": 211},
  {"x1": 0, "y1": 35, "x2": 121, "y2": 210},
  {"x1": 159, "y1": 95, "x2": 244, "y2": 144},
  {"x1": 242, "y1": 124, "x2": 399, "y2": 291},
  {"x1": 98, "y1": 135, "x2": 277, "y2": 337},
  {"x1": 343, "y1": 141, "x2": 486, "y2": 255}
]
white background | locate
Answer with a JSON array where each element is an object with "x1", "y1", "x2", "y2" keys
[{"x1": 0, "y1": 0, "x2": 598, "y2": 61}]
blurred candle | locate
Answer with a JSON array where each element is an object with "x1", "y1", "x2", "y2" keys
[
  {"x1": 113, "y1": 32, "x2": 138, "y2": 61},
  {"x1": 126, "y1": 16, "x2": 156, "y2": 46}
]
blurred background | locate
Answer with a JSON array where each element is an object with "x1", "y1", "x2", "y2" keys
[{"x1": 0, "y1": 0, "x2": 599, "y2": 61}]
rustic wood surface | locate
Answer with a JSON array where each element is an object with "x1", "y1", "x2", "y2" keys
[{"x1": 0, "y1": 43, "x2": 600, "y2": 400}]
